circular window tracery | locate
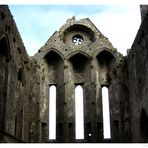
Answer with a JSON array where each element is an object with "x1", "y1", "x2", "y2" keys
[{"x1": 72, "y1": 34, "x2": 84, "y2": 45}]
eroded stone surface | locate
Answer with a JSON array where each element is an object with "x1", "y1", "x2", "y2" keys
[{"x1": 0, "y1": 5, "x2": 148, "y2": 143}]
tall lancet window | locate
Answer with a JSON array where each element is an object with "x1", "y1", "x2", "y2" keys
[
  {"x1": 102, "y1": 86, "x2": 111, "y2": 139},
  {"x1": 75, "y1": 85, "x2": 84, "y2": 139},
  {"x1": 49, "y1": 85, "x2": 56, "y2": 140}
]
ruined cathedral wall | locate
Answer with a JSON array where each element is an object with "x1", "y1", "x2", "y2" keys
[
  {"x1": 33, "y1": 17, "x2": 130, "y2": 142},
  {"x1": 117, "y1": 57, "x2": 131, "y2": 142},
  {"x1": 0, "y1": 4, "x2": 143, "y2": 143},
  {"x1": 127, "y1": 11, "x2": 148, "y2": 142},
  {"x1": 0, "y1": 5, "x2": 39, "y2": 142},
  {"x1": 27, "y1": 58, "x2": 41, "y2": 142}
]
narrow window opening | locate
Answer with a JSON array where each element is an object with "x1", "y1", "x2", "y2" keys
[
  {"x1": 15, "y1": 115, "x2": 17, "y2": 137},
  {"x1": 1, "y1": 11, "x2": 5, "y2": 19},
  {"x1": 17, "y1": 47, "x2": 22, "y2": 54},
  {"x1": 75, "y1": 85, "x2": 84, "y2": 139},
  {"x1": 102, "y1": 86, "x2": 111, "y2": 139},
  {"x1": 18, "y1": 66, "x2": 24, "y2": 82},
  {"x1": 140, "y1": 108, "x2": 148, "y2": 139},
  {"x1": 113, "y1": 120, "x2": 119, "y2": 140},
  {"x1": 0, "y1": 37, "x2": 7, "y2": 57},
  {"x1": 49, "y1": 85, "x2": 56, "y2": 140},
  {"x1": 58, "y1": 123, "x2": 63, "y2": 142},
  {"x1": 69, "y1": 122, "x2": 74, "y2": 141},
  {"x1": 42, "y1": 122, "x2": 48, "y2": 142},
  {"x1": 0, "y1": 37, "x2": 10, "y2": 62}
]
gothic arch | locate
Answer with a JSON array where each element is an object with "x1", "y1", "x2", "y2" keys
[
  {"x1": 66, "y1": 52, "x2": 92, "y2": 142},
  {"x1": 61, "y1": 24, "x2": 96, "y2": 44},
  {"x1": 44, "y1": 50, "x2": 64, "y2": 86},
  {"x1": 95, "y1": 49, "x2": 117, "y2": 86},
  {"x1": 95, "y1": 48, "x2": 120, "y2": 142},
  {"x1": 43, "y1": 49, "x2": 64, "y2": 142},
  {"x1": 45, "y1": 49, "x2": 64, "y2": 61},
  {"x1": 94, "y1": 48, "x2": 119, "y2": 63},
  {"x1": 0, "y1": 34, "x2": 11, "y2": 61},
  {"x1": 67, "y1": 51, "x2": 91, "y2": 61},
  {"x1": 42, "y1": 48, "x2": 64, "y2": 60},
  {"x1": 68, "y1": 52, "x2": 91, "y2": 79}
]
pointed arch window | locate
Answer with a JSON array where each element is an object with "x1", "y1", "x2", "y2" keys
[
  {"x1": 49, "y1": 85, "x2": 56, "y2": 140},
  {"x1": 102, "y1": 86, "x2": 111, "y2": 139},
  {"x1": 0, "y1": 36, "x2": 10, "y2": 61},
  {"x1": 75, "y1": 85, "x2": 84, "y2": 139}
]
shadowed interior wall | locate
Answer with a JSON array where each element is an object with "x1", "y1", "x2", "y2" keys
[
  {"x1": 68, "y1": 53, "x2": 91, "y2": 142},
  {"x1": 1, "y1": 5, "x2": 148, "y2": 143},
  {"x1": 0, "y1": 36, "x2": 10, "y2": 141},
  {"x1": 95, "y1": 50, "x2": 120, "y2": 142},
  {"x1": 128, "y1": 9, "x2": 148, "y2": 142},
  {"x1": 0, "y1": 5, "x2": 40, "y2": 143},
  {"x1": 41, "y1": 51, "x2": 64, "y2": 142}
]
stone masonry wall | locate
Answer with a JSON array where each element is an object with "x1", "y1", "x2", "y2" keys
[
  {"x1": 0, "y1": 5, "x2": 40, "y2": 143},
  {"x1": 1, "y1": 4, "x2": 148, "y2": 143},
  {"x1": 128, "y1": 9, "x2": 148, "y2": 142},
  {"x1": 33, "y1": 16, "x2": 126, "y2": 143}
]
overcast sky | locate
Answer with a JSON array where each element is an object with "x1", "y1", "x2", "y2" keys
[{"x1": 9, "y1": 5, "x2": 141, "y2": 56}]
